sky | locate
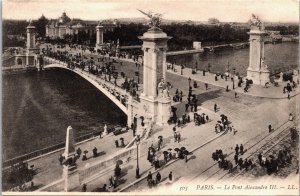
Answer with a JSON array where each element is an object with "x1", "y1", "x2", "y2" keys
[{"x1": 3, "y1": 0, "x2": 299, "y2": 23}]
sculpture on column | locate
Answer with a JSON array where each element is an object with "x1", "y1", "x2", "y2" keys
[
  {"x1": 158, "y1": 78, "x2": 170, "y2": 98},
  {"x1": 249, "y1": 14, "x2": 264, "y2": 31},
  {"x1": 138, "y1": 9, "x2": 162, "y2": 29},
  {"x1": 260, "y1": 58, "x2": 268, "y2": 70}
]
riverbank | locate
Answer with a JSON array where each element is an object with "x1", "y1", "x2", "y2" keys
[{"x1": 2, "y1": 65, "x2": 37, "y2": 72}]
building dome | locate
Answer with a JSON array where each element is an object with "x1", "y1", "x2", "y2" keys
[{"x1": 58, "y1": 12, "x2": 71, "y2": 24}]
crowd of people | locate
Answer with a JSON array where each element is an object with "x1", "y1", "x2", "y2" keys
[
  {"x1": 257, "y1": 145, "x2": 294, "y2": 175},
  {"x1": 215, "y1": 114, "x2": 235, "y2": 134},
  {"x1": 146, "y1": 171, "x2": 173, "y2": 188},
  {"x1": 173, "y1": 89, "x2": 183, "y2": 102},
  {"x1": 283, "y1": 82, "x2": 297, "y2": 99},
  {"x1": 211, "y1": 149, "x2": 234, "y2": 173},
  {"x1": 43, "y1": 48, "x2": 138, "y2": 106}
]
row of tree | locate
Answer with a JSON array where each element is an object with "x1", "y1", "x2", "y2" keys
[
  {"x1": 103, "y1": 23, "x2": 250, "y2": 51},
  {"x1": 3, "y1": 15, "x2": 299, "y2": 50}
]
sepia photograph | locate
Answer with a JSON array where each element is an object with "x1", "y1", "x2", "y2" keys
[{"x1": 1, "y1": 0, "x2": 299, "y2": 195}]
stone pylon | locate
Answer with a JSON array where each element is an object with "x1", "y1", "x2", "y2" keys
[
  {"x1": 95, "y1": 23, "x2": 104, "y2": 50},
  {"x1": 26, "y1": 20, "x2": 38, "y2": 66},
  {"x1": 63, "y1": 126, "x2": 79, "y2": 192},
  {"x1": 246, "y1": 15, "x2": 270, "y2": 85},
  {"x1": 26, "y1": 20, "x2": 37, "y2": 54},
  {"x1": 138, "y1": 27, "x2": 172, "y2": 126},
  {"x1": 63, "y1": 126, "x2": 76, "y2": 158}
]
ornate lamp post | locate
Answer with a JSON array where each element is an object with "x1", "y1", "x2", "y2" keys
[
  {"x1": 137, "y1": 64, "x2": 140, "y2": 84},
  {"x1": 135, "y1": 135, "x2": 141, "y2": 179}
]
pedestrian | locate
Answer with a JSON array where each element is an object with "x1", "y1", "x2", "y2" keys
[
  {"x1": 268, "y1": 124, "x2": 272, "y2": 133},
  {"x1": 205, "y1": 83, "x2": 208, "y2": 90},
  {"x1": 214, "y1": 104, "x2": 217, "y2": 113},
  {"x1": 177, "y1": 132, "x2": 181, "y2": 143},
  {"x1": 93, "y1": 147, "x2": 98, "y2": 157},
  {"x1": 185, "y1": 103, "x2": 189, "y2": 112},
  {"x1": 240, "y1": 144, "x2": 244, "y2": 155},
  {"x1": 101, "y1": 184, "x2": 108, "y2": 192},
  {"x1": 258, "y1": 153, "x2": 262, "y2": 165},
  {"x1": 58, "y1": 154, "x2": 64, "y2": 165},
  {"x1": 235, "y1": 144, "x2": 239, "y2": 155},
  {"x1": 190, "y1": 105, "x2": 194, "y2": 113},
  {"x1": 82, "y1": 184, "x2": 87, "y2": 192},
  {"x1": 238, "y1": 158, "x2": 243, "y2": 170},
  {"x1": 112, "y1": 175, "x2": 117, "y2": 188},
  {"x1": 109, "y1": 176, "x2": 113, "y2": 188},
  {"x1": 235, "y1": 92, "x2": 237, "y2": 98},
  {"x1": 244, "y1": 159, "x2": 249, "y2": 171},
  {"x1": 115, "y1": 140, "x2": 119, "y2": 148},
  {"x1": 147, "y1": 171, "x2": 153, "y2": 182},
  {"x1": 168, "y1": 171, "x2": 173, "y2": 182},
  {"x1": 174, "y1": 132, "x2": 177, "y2": 142},
  {"x1": 226, "y1": 85, "x2": 229, "y2": 92},
  {"x1": 289, "y1": 113, "x2": 294, "y2": 121},
  {"x1": 234, "y1": 153, "x2": 239, "y2": 165},
  {"x1": 156, "y1": 172, "x2": 161, "y2": 184}
]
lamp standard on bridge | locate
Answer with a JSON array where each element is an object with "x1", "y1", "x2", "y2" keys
[
  {"x1": 137, "y1": 64, "x2": 140, "y2": 84},
  {"x1": 135, "y1": 64, "x2": 140, "y2": 84},
  {"x1": 135, "y1": 135, "x2": 140, "y2": 179}
]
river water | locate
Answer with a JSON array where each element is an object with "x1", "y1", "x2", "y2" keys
[
  {"x1": 167, "y1": 42, "x2": 299, "y2": 76},
  {"x1": 2, "y1": 69, "x2": 127, "y2": 160},
  {"x1": 2, "y1": 42, "x2": 298, "y2": 160}
]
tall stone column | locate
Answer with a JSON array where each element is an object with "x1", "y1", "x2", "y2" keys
[
  {"x1": 26, "y1": 20, "x2": 38, "y2": 66},
  {"x1": 139, "y1": 27, "x2": 172, "y2": 126},
  {"x1": 95, "y1": 24, "x2": 104, "y2": 50},
  {"x1": 26, "y1": 20, "x2": 36, "y2": 53},
  {"x1": 63, "y1": 126, "x2": 80, "y2": 192},
  {"x1": 246, "y1": 15, "x2": 270, "y2": 85}
]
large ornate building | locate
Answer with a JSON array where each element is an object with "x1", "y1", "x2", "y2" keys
[{"x1": 45, "y1": 12, "x2": 119, "y2": 39}]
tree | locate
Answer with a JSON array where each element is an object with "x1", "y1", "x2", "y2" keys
[
  {"x1": 208, "y1": 18, "x2": 220, "y2": 24},
  {"x1": 33, "y1": 14, "x2": 49, "y2": 37}
]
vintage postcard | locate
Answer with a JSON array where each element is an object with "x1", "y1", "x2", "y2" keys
[{"x1": 2, "y1": 0, "x2": 299, "y2": 195}]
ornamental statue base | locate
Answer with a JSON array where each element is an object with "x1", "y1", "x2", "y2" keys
[
  {"x1": 157, "y1": 97, "x2": 171, "y2": 126},
  {"x1": 63, "y1": 165, "x2": 80, "y2": 192},
  {"x1": 247, "y1": 67, "x2": 270, "y2": 86},
  {"x1": 139, "y1": 94, "x2": 171, "y2": 126},
  {"x1": 95, "y1": 44, "x2": 103, "y2": 51}
]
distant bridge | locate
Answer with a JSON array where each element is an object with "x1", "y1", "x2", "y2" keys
[{"x1": 203, "y1": 42, "x2": 249, "y2": 51}]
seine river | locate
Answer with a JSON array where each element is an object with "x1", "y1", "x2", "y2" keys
[
  {"x1": 167, "y1": 42, "x2": 299, "y2": 76},
  {"x1": 2, "y1": 69, "x2": 127, "y2": 160},
  {"x1": 2, "y1": 42, "x2": 298, "y2": 160}
]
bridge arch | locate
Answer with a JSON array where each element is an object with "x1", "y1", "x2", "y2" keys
[{"x1": 43, "y1": 63, "x2": 131, "y2": 122}]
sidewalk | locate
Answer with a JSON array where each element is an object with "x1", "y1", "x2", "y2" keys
[
  {"x1": 71, "y1": 107, "x2": 226, "y2": 192},
  {"x1": 28, "y1": 129, "x2": 134, "y2": 189},
  {"x1": 167, "y1": 65, "x2": 299, "y2": 99},
  {"x1": 50, "y1": 43, "x2": 299, "y2": 99}
]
